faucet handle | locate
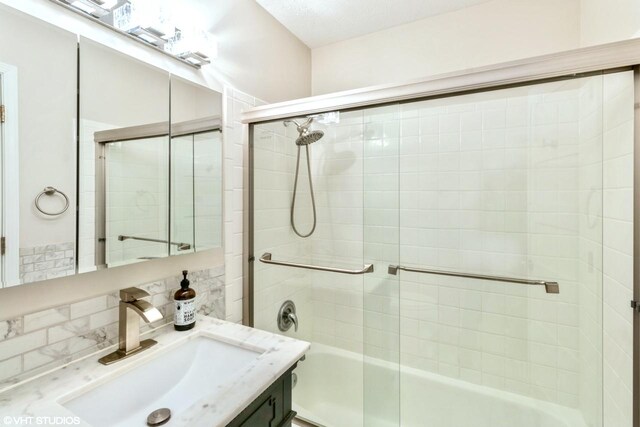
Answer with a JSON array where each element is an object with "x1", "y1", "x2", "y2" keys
[
  {"x1": 120, "y1": 287, "x2": 150, "y2": 302},
  {"x1": 287, "y1": 312, "x2": 299, "y2": 332}
]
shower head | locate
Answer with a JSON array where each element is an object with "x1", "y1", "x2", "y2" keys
[
  {"x1": 295, "y1": 129, "x2": 324, "y2": 146},
  {"x1": 284, "y1": 117, "x2": 324, "y2": 146}
]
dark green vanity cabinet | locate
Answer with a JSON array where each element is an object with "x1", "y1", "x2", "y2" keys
[{"x1": 227, "y1": 364, "x2": 297, "y2": 427}]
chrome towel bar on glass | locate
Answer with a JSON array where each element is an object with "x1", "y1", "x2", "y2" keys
[
  {"x1": 388, "y1": 265, "x2": 559, "y2": 294},
  {"x1": 35, "y1": 186, "x2": 69, "y2": 216},
  {"x1": 259, "y1": 253, "x2": 374, "y2": 275},
  {"x1": 118, "y1": 235, "x2": 192, "y2": 251}
]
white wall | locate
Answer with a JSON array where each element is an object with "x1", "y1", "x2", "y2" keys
[
  {"x1": 311, "y1": 0, "x2": 640, "y2": 96},
  {"x1": 188, "y1": 0, "x2": 311, "y2": 103},
  {"x1": 580, "y1": 0, "x2": 640, "y2": 47},
  {"x1": 311, "y1": 0, "x2": 581, "y2": 95}
]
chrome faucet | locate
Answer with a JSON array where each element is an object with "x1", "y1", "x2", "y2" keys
[{"x1": 98, "y1": 287, "x2": 163, "y2": 365}]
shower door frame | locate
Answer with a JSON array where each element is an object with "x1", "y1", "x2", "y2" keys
[{"x1": 243, "y1": 38, "x2": 640, "y2": 427}]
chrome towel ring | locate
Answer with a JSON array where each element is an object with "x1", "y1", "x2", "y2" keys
[{"x1": 35, "y1": 186, "x2": 69, "y2": 216}]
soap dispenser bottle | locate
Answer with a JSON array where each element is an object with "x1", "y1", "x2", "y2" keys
[{"x1": 174, "y1": 270, "x2": 196, "y2": 331}]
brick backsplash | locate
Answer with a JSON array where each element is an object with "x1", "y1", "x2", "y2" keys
[{"x1": 0, "y1": 265, "x2": 224, "y2": 389}]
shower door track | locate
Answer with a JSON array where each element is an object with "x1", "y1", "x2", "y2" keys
[{"x1": 244, "y1": 40, "x2": 640, "y2": 427}]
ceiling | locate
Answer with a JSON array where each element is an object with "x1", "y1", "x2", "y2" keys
[{"x1": 255, "y1": 0, "x2": 494, "y2": 48}]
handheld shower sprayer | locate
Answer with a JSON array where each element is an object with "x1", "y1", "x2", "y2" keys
[{"x1": 284, "y1": 117, "x2": 324, "y2": 238}]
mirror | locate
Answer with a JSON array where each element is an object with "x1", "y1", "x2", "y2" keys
[
  {"x1": 79, "y1": 37, "x2": 171, "y2": 271},
  {"x1": 170, "y1": 77, "x2": 222, "y2": 256},
  {"x1": 0, "y1": 6, "x2": 78, "y2": 286},
  {"x1": 0, "y1": 6, "x2": 223, "y2": 287}
]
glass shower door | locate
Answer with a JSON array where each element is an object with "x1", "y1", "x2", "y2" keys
[
  {"x1": 362, "y1": 104, "x2": 401, "y2": 427},
  {"x1": 395, "y1": 75, "x2": 607, "y2": 427},
  {"x1": 251, "y1": 71, "x2": 634, "y2": 427},
  {"x1": 251, "y1": 111, "x2": 368, "y2": 427},
  {"x1": 105, "y1": 136, "x2": 169, "y2": 266}
]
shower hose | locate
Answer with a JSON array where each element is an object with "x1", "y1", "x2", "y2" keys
[{"x1": 291, "y1": 144, "x2": 317, "y2": 238}]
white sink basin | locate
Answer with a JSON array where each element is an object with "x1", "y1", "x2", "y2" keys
[{"x1": 62, "y1": 335, "x2": 262, "y2": 427}]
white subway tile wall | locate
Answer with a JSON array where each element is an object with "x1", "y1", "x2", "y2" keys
[
  {"x1": 224, "y1": 88, "x2": 269, "y2": 324},
  {"x1": 601, "y1": 72, "x2": 634, "y2": 427},
  {"x1": 105, "y1": 136, "x2": 170, "y2": 264},
  {"x1": 393, "y1": 82, "x2": 586, "y2": 407},
  {"x1": 0, "y1": 266, "x2": 224, "y2": 389},
  {"x1": 577, "y1": 74, "x2": 604, "y2": 427},
  {"x1": 19, "y1": 243, "x2": 75, "y2": 283},
  {"x1": 252, "y1": 116, "x2": 313, "y2": 340}
]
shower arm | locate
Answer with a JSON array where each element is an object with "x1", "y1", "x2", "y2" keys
[{"x1": 283, "y1": 118, "x2": 313, "y2": 131}]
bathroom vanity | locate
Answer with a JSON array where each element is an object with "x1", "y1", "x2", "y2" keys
[{"x1": 0, "y1": 316, "x2": 309, "y2": 427}]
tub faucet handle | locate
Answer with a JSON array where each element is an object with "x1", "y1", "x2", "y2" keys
[
  {"x1": 287, "y1": 311, "x2": 299, "y2": 332},
  {"x1": 278, "y1": 300, "x2": 298, "y2": 333}
]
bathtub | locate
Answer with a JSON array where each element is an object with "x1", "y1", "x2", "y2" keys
[{"x1": 293, "y1": 343, "x2": 588, "y2": 427}]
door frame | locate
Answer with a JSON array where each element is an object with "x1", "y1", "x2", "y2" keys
[{"x1": 0, "y1": 62, "x2": 20, "y2": 287}]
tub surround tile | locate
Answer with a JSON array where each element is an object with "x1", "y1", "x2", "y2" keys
[{"x1": 0, "y1": 317, "x2": 309, "y2": 427}]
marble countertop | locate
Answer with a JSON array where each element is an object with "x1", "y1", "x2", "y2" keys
[{"x1": 0, "y1": 316, "x2": 309, "y2": 426}]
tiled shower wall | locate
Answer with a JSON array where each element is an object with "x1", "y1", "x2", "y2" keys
[
  {"x1": 577, "y1": 73, "x2": 605, "y2": 426},
  {"x1": 601, "y1": 72, "x2": 634, "y2": 427},
  {"x1": 0, "y1": 266, "x2": 224, "y2": 388},
  {"x1": 250, "y1": 72, "x2": 635, "y2": 425},
  {"x1": 299, "y1": 83, "x2": 589, "y2": 406},
  {"x1": 223, "y1": 88, "x2": 268, "y2": 324},
  {"x1": 252, "y1": 120, "x2": 313, "y2": 341}
]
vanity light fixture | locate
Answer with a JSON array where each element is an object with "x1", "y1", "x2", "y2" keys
[
  {"x1": 65, "y1": 0, "x2": 98, "y2": 17},
  {"x1": 178, "y1": 51, "x2": 211, "y2": 67},
  {"x1": 128, "y1": 26, "x2": 165, "y2": 47},
  {"x1": 52, "y1": 0, "x2": 216, "y2": 68}
]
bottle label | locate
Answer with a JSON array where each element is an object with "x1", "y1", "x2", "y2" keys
[{"x1": 174, "y1": 297, "x2": 196, "y2": 326}]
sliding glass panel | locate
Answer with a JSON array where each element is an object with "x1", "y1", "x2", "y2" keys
[
  {"x1": 250, "y1": 72, "x2": 634, "y2": 427},
  {"x1": 169, "y1": 75, "x2": 222, "y2": 254},
  {"x1": 363, "y1": 104, "x2": 401, "y2": 427},
  {"x1": 169, "y1": 130, "x2": 222, "y2": 255},
  {"x1": 170, "y1": 134, "x2": 195, "y2": 256},
  {"x1": 397, "y1": 75, "x2": 607, "y2": 427},
  {"x1": 104, "y1": 136, "x2": 169, "y2": 266},
  {"x1": 193, "y1": 130, "x2": 222, "y2": 250},
  {"x1": 252, "y1": 111, "x2": 367, "y2": 427}
]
